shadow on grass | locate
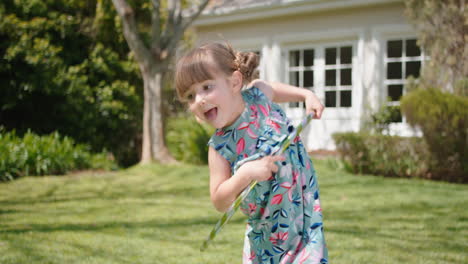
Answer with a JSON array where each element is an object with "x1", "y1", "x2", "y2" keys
[
  {"x1": 0, "y1": 185, "x2": 208, "y2": 206},
  {"x1": 5, "y1": 234, "x2": 144, "y2": 264},
  {"x1": 0, "y1": 209, "x2": 20, "y2": 215},
  {"x1": 0, "y1": 216, "x2": 246, "y2": 235}
]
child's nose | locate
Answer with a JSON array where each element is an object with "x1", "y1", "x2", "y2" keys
[{"x1": 195, "y1": 93, "x2": 205, "y2": 105}]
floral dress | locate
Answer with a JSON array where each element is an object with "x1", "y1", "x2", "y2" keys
[{"x1": 208, "y1": 87, "x2": 328, "y2": 264}]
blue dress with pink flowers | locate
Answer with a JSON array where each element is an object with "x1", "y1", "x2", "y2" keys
[{"x1": 208, "y1": 87, "x2": 328, "y2": 264}]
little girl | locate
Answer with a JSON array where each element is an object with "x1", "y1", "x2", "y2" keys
[{"x1": 175, "y1": 42, "x2": 328, "y2": 264}]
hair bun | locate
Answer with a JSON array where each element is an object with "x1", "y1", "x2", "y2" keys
[{"x1": 235, "y1": 52, "x2": 259, "y2": 84}]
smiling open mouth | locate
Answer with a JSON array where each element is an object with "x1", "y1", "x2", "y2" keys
[{"x1": 204, "y1": 107, "x2": 218, "y2": 121}]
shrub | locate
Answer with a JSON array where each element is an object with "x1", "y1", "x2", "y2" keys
[
  {"x1": 364, "y1": 105, "x2": 402, "y2": 134},
  {"x1": 166, "y1": 115, "x2": 214, "y2": 165},
  {"x1": 0, "y1": 130, "x2": 117, "y2": 181},
  {"x1": 401, "y1": 87, "x2": 467, "y2": 182},
  {"x1": 333, "y1": 132, "x2": 430, "y2": 179}
]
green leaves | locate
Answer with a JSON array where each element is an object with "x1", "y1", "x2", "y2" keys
[
  {"x1": 333, "y1": 132, "x2": 430, "y2": 179},
  {"x1": 166, "y1": 115, "x2": 213, "y2": 165},
  {"x1": 401, "y1": 87, "x2": 468, "y2": 182},
  {"x1": 1, "y1": 0, "x2": 142, "y2": 166},
  {"x1": 0, "y1": 130, "x2": 117, "y2": 181},
  {"x1": 404, "y1": 0, "x2": 467, "y2": 94}
]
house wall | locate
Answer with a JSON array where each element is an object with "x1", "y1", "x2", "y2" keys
[{"x1": 193, "y1": 1, "x2": 417, "y2": 150}]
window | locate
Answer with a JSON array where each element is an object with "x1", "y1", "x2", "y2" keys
[
  {"x1": 384, "y1": 38, "x2": 423, "y2": 122},
  {"x1": 286, "y1": 45, "x2": 354, "y2": 110},
  {"x1": 286, "y1": 49, "x2": 315, "y2": 108},
  {"x1": 324, "y1": 46, "x2": 353, "y2": 108}
]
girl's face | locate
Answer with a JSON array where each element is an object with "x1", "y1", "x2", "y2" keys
[{"x1": 184, "y1": 71, "x2": 244, "y2": 129}]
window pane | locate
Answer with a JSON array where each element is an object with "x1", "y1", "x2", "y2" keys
[
  {"x1": 289, "y1": 71, "x2": 299, "y2": 86},
  {"x1": 406, "y1": 61, "x2": 421, "y2": 78},
  {"x1": 406, "y1": 39, "x2": 421, "y2": 57},
  {"x1": 325, "y1": 48, "x2": 336, "y2": 65},
  {"x1": 387, "y1": 40, "x2": 402, "y2": 58},
  {"x1": 304, "y1": 70, "x2": 314, "y2": 87},
  {"x1": 289, "y1": 50, "x2": 300, "y2": 67},
  {"x1": 388, "y1": 85, "x2": 403, "y2": 101},
  {"x1": 340, "y1": 90, "x2": 352, "y2": 107},
  {"x1": 340, "y1": 46, "x2": 352, "y2": 64},
  {"x1": 325, "y1": 91, "x2": 336, "y2": 107},
  {"x1": 340, "y1": 68, "x2": 352, "y2": 85},
  {"x1": 325, "y1": 70, "x2": 336, "y2": 86},
  {"x1": 387, "y1": 62, "x2": 402, "y2": 79},
  {"x1": 304, "y1": 49, "x2": 314, "y2": 66},
  {"x1": 289, "y1": 102, "x2": 300, "y2": 108}
]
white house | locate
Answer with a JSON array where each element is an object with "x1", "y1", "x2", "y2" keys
[{"x1": 192, "y1": 0, "x2": 424, "y2": 151}]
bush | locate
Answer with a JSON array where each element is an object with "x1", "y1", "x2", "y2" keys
[
  {"x1": 401, "y1": 87, "x2": 467, "y2": 182},
  {"x1": 0, "y1": 130, "x2": 117, "y2": 181},
  {"x1": 333, "y1": 132, "x2": 430, "y2": 179},
  {"x1": 365, "y1": 105, "x2": 402, "y2": 134},
  {"x1": 166, "y1": 115, "x2": 214, "y2": 165}
]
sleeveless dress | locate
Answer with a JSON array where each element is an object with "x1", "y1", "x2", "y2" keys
[{"x1": 208, "y1": 87, "x2": 328, "y2": 264}]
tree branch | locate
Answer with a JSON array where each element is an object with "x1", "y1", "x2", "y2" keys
[
  {"x1": 181, "y1": 0, "x2": 210, "y2": 31},
  {"x1": 111, "y1": 0, "x2": 151, "y2": 69},
  {"x1": 151, "y1": 0, "x2": 161, "y2": 48},
  {"x1": 161, "y1": 0, "x2": 181, "y2": 48},
  {"x1": 164, "y1": 0, "x2": 210, "y2": 54}
]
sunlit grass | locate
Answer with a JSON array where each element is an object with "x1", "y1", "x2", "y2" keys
[{"x1": 0, "y1": 160, "x2": 466, "y2": 263}]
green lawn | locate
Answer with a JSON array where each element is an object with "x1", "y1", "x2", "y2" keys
[{"x1": 0, "y1": 160, "x2": 467, "y2": 264}]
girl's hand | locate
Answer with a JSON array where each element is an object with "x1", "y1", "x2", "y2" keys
[
  {"x1": 237, "y1": 155, "x2": 286, "y2": 182},
  {"x1": 305, "y1": 91, "x2": 324, "y2": 119}
]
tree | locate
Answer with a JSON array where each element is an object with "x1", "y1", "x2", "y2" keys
[
  {"x1": 111, "y1": 0, "x2": 211, "y2": 163},
  {"x1": 404, "y1": 0, "x2": 467, "y2": 95},
  {"x1": 0, "y1": 0, "x2": 142, "y2": 166}
]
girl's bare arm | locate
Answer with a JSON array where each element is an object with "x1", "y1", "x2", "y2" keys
[
  {"x1": 208, "y1": 146, "x2": 284, "y2": 212},
  {"x1": 249, "y1": 79, "x2": 324, "y2": 118}
]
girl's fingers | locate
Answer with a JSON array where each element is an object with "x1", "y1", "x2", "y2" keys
[
  {"x1": 271, "y1": 155, "x2": 286, "y2": 162},
  {"x1": 271, "y1": 163, "x2": 278, "y2": 173},
  {"x1": 316, "y1": 106, "x2": 324, "y2": 119},
  {"x1": 269, "y1": 155, "x2": 285, "y2": 173},
  {"x1": 307, "y1": 107, "x2": 322, "y2": 119}
]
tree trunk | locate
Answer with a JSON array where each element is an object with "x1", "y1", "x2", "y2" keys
[
  {"x1": 141, "y1": 67, "x2": 175, "y2": 164},
  {"x1": 141, "y1": 76, "x2": 152, "y2": 164},
  {"x1": 111, "y1": 0, "x2": 211, "y2": 164}
]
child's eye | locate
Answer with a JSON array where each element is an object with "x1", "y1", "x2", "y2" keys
[
  {"x1": 184, "y1": 93, "x2": 194, "y2": 102},
  {"x1": 203, "y1": 84, "x2": 213, "y2": 91}
]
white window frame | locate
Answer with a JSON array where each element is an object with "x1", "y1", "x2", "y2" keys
[
  {"x1": 285, "y1": 47, "x2": 317, "y2": 109},
  {"x1": 383, "y1": 38, "x2": 426, "y2": 110},
  {"x1": 323, "y1": 44, "x2": 354, "y2": 109},
  {"x1": 372, "y1": 25, "x2": 424, "y2": 136},
  {"x1": 273, "y1": 28, "x2": 364, "y2": 121},
  {"x1": 283, "y1": 41, "x2": 359, "y2": 120}
]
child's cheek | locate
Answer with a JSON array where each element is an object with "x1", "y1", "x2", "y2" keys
[{"x1": 194, "y1": 115, "x2": 204, "y2": 124}]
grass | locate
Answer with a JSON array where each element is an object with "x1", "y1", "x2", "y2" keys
[{"x1": 0, "y1": 159, "x2": 467, "y2": 264}]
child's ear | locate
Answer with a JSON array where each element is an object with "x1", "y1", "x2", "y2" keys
[{"x1": 230, "y1": 70, "x2": 243, "y2": 91}]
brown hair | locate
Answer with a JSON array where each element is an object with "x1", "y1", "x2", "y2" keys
[{"x1": 175, "y1": 42, "x2": 259, "y2": 101}]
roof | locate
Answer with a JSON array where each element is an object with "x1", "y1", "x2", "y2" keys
[
  {"x1": 206, "y1": 0, "x2": 309, "y2": 15},
  {"x1": 197, "y1": 0, "x2": 402, "y2": 26},
  {"x1": 207, "y1": 0, "x2": 283, "y2": 11}
]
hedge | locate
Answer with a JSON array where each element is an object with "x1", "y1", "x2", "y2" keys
[
  {"x1": 333, "y1": 132, "x2": 431, "y2": 179},
  {"x1": 401, "y1": 87, "x2": 467, "y2": 182},
  {"x1": 0, "y1": 130, "x2": 117, "y2": 181}
]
